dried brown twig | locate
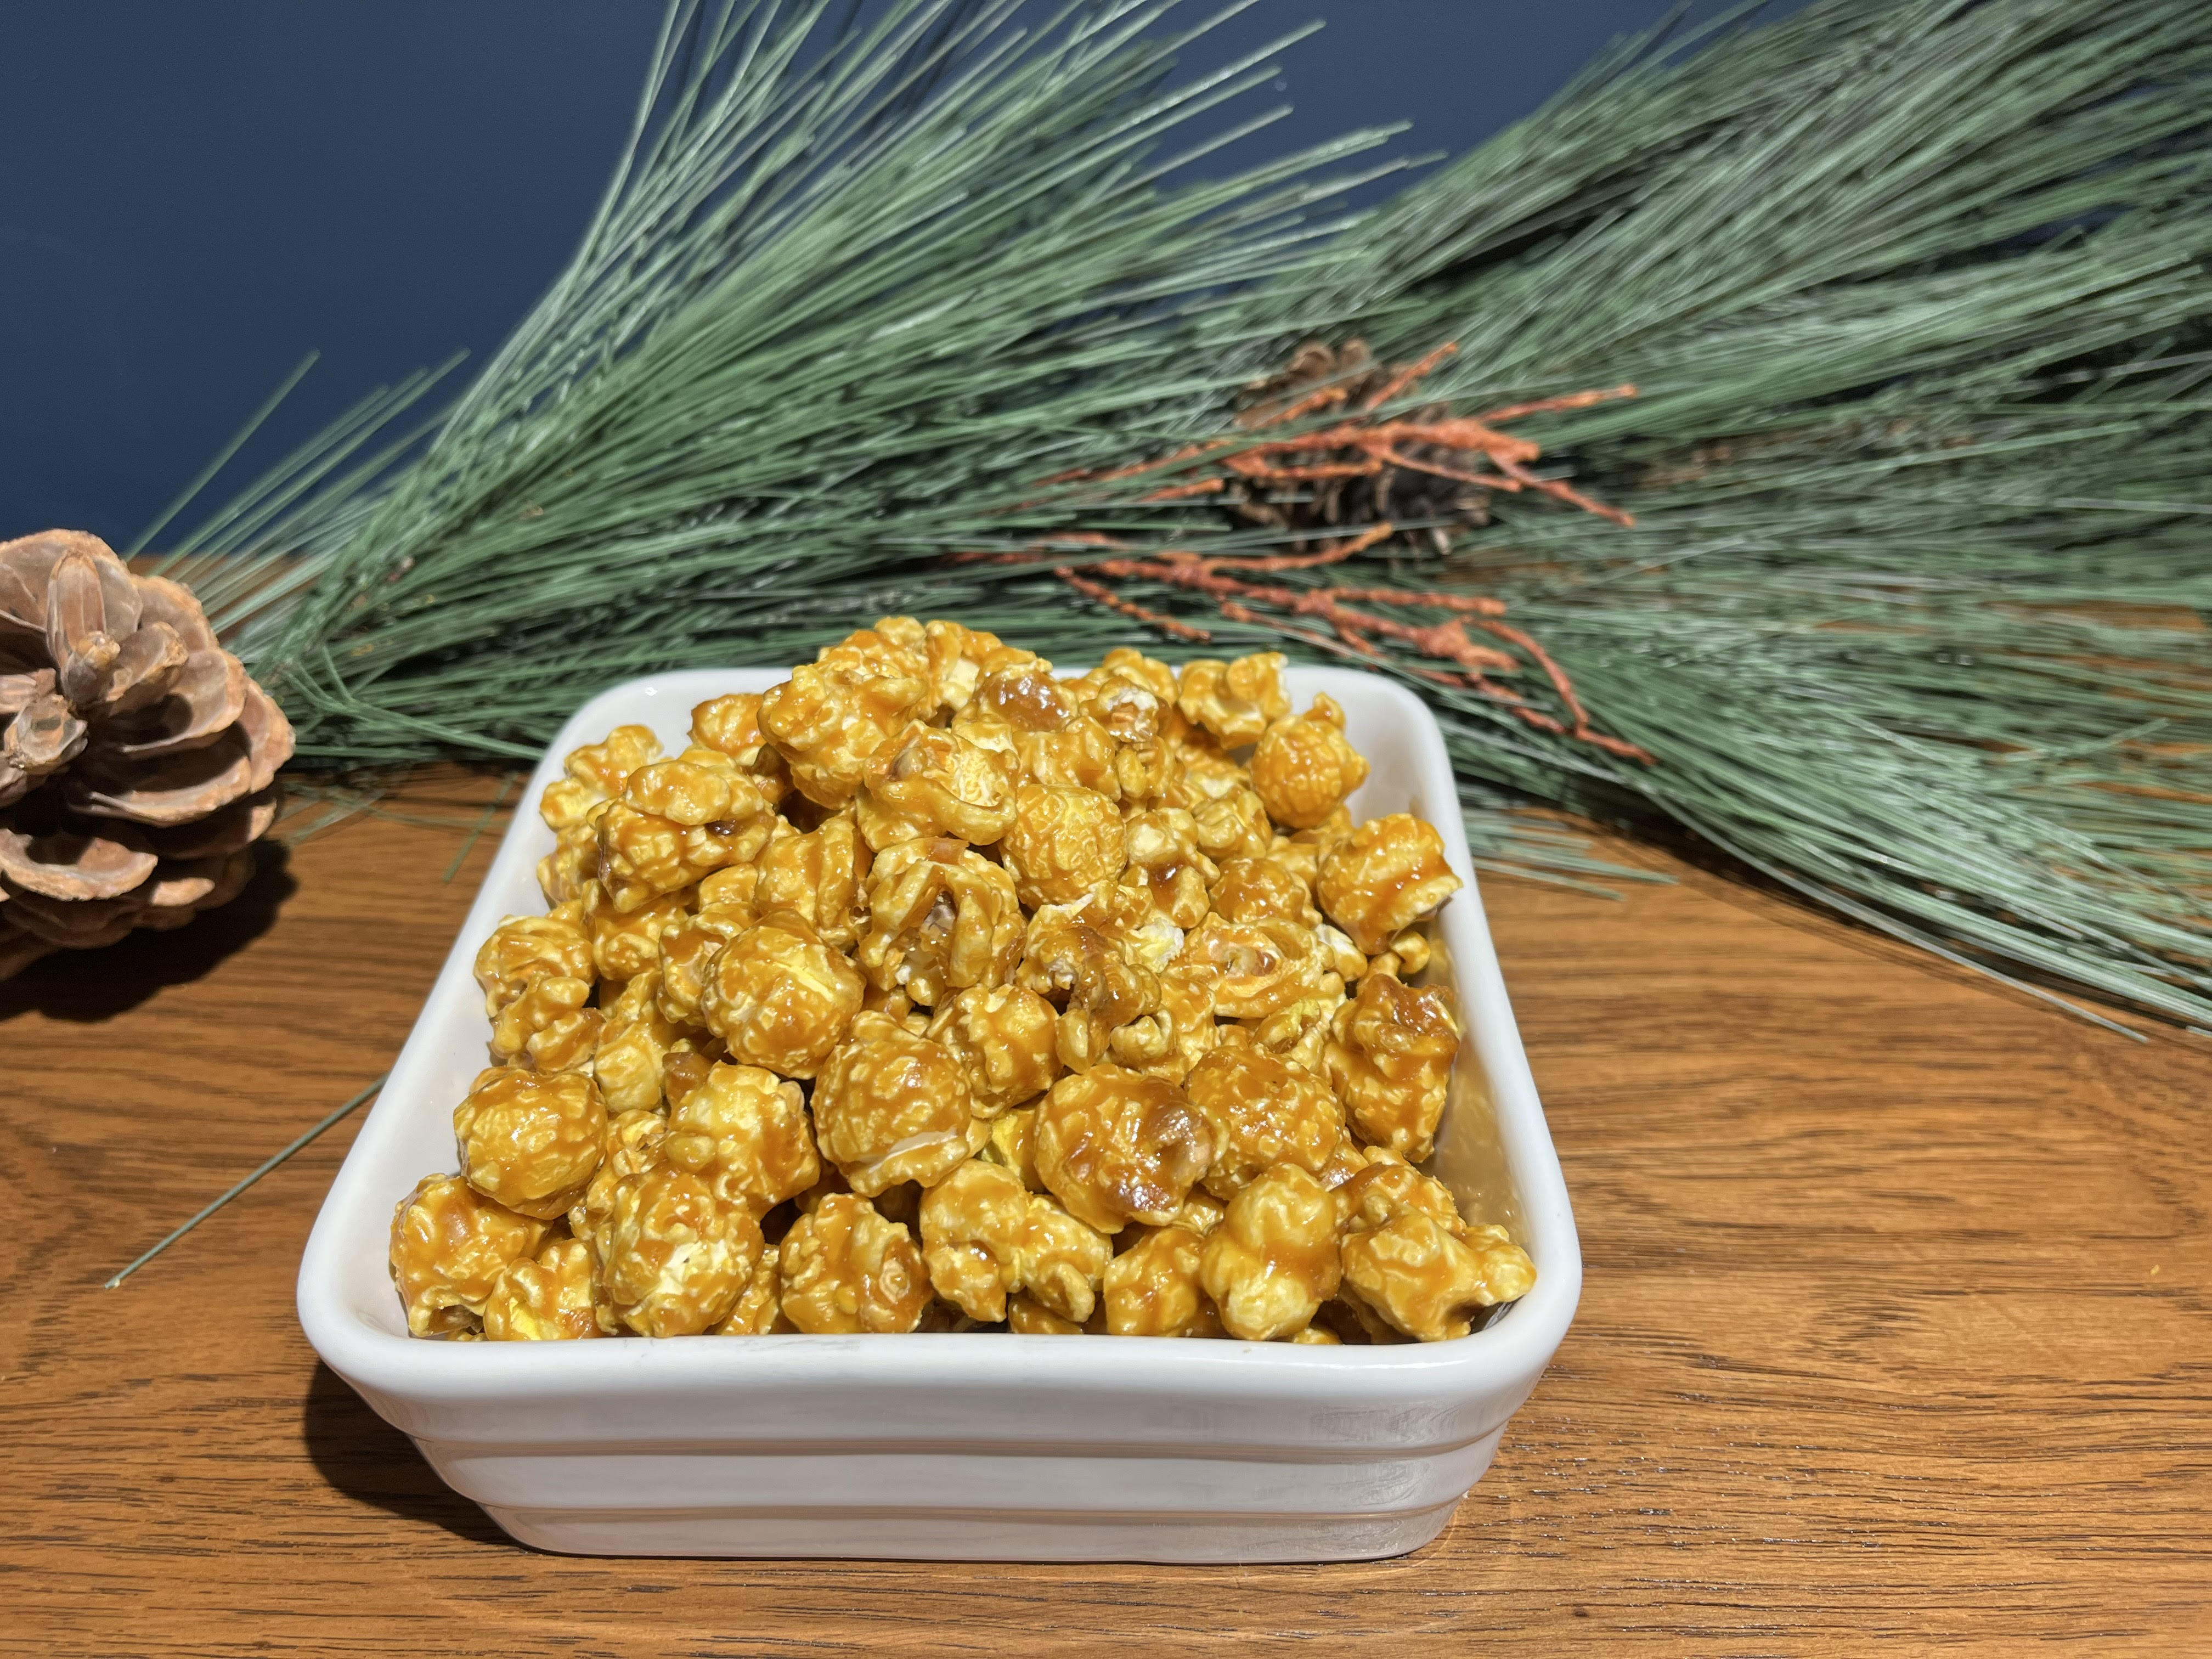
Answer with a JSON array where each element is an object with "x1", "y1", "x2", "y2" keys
[{"x1": 984, "y1": 342, "x2": 1652, "y2": 763}]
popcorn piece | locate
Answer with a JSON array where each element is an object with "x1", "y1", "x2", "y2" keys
[
  {"x1": 778, "y1": 1192, "x2": 932, "y2": 1334},
  {"x1": 1190, "y1": 786, "x2": 1273, "y2": 864},
  {"x1": 1373, "y1": 927, "x2": 1432, "y2": 980},
  {"x1": 688, "y1": 692, "x2": 792, "y2": 806},
  {"x1": 956, "y1": 661, "x2": 1122, "y2": 797},
  {"x1": 700, "y1": 917, "x2": 865, "y2": 1078},
  {"x1": 1286, "y1": 1324, "x2": 1341, "y2": 1344},
  {"x1": 538, "y1": 724, "x2": 662, "y2": 832},
  {"x1": 1183, "y1": 1045, "x2": 1342, "y2": 1198},
  {"x1": 1244, "y1": 973, "x2": 1346, "y2": 1079},
  {"x1": 1209, "y1": 856, "x2": 1321, "y2": 929},
  {"x1": 1111, "y1": 960, "x2": 1219, "y2": 1085},
  {"x1": 752, "y1": 810, "x2": 868, "y2": 950},
  {"x1": 538, "y1": 822, "x2": 601, "y2": 906},
  {"x1": 1317, "y1": 812, "x2": 1463, "y2": 956},
  {"x1": 488, "y1": 974, "x2": 600, "y2": 1071},
  {"x1": 1325, "y1": 970, "x2": 1460, "y2": 1161},
  {"x1": 662, "y1": 1061, "x2": 821, "y2": 1215},
  {"x1": 1198, "y1": 1164, "x2": 1341, "y2": 1342},
  {"x1": 389, "y1": 1175, "x2": 549, "y2": 1336},
  {"x1": 1006, "y1": 1294, "x2": 1085, "y2": 1335},
  {"x1": 1339, "y1": 1215, "x2": 1536, "y2": 1343},
  {"x1": 998, "y1": 783, "x2": 1126, "y2": 909},
  {"x1": 760, "y1": 627, "x2": 932, "y2": 807},
  {"x1": 473, "y1": 909, "x2": 595, "y2": 1018},
  {"x1": 453, "y1": 1067, "x2": 608, "y2": 1221},
  {"x1": 814, "y1": 1011, "x2": 979, "y2": 1194},
  {"x1": 568, "y1": 1106, "x2": 669, "y2": 1259},
  {"x1": 917, "y1": 1158, "x2": 1030, "y2": 1322},
  {"x1": 1102, "y1": 1224, "x2": 1222, "y2": 1338},
  {"x1": 923, "y1": 620, "x2": 1037, "y2": 717},
  {"x1": 1017, "y1": 902, "x2": 1160, "y2": 1073},
  {"x1": 855, "y1": 837, "x2": 1024, "y2": 1008},
  {"x1": 1181, "y1": 914, "x2": 1323, "y2": 1020},
  {"x1": 1250, "y1": 693, "x2": 1370, "y2": 830},
  {"x1": 978, "y1": 1104, "x2": 1045, "y2": 1192},
  {"x1": 1336, "y1": 1158, "x2": 1469, "y2": 1240},
  {"x1": 1176, "y1": 652, "x2": 1289, "y2": 745},
  {"x1": 927, "y1": 984, "x2": 1061, "y2": 1116},
  {"x1": 1015, "y1": 1189, "x2": 1114, "y2": 1324},
  {"x1": 712, "y1": 1243, "x2": 794, "y2": 1334},
  {"x1": 594, "y1": 752, "x2": 775, "y2": 912},
  {"x1": 1121, "y1": 808, "x2": 1212, "y2": 930},
  {"x1": 482, "y1": 1238, "x2": 602, "y2": 1341},
  {"x1": 857, "y1": 721, "x2": 1016, "y2": 849},
  {"x1": 655, "y1": 906, "x2": 753, "y2": 1028},
  {"x1": 592, "y1": 968, "x2": 681, "y2": 1114},
  {"x1": 600, "y1": 1166, "x2": 765, "y2": 1337},
  {"x1": 583, "y1": 882, "x2": 694, "y2": 983},
  {"x1": 1033, "y1": 1064, "x2": 1215, "y2": 1234}
]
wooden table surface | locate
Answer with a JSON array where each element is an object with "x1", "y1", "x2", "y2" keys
[{"x1": 5, "y1": 771, "x2": 2208, "y2": 1656}]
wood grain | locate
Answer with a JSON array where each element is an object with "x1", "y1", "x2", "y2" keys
[{"x1": 3, "y1": 772, "x2": 2207, "y2": 1656}]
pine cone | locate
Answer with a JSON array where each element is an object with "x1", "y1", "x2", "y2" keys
[
  {"x1": 0, "y1": 531, "x2": 292, "y2": 979},
  {"x1": 1229, "y1": 340, "x2": 1492, "y2": 554}
]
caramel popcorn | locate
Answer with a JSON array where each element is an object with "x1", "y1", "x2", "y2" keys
[
  {"x1": 662, "y1": 1061, "x2": 821, "y2": 1215},
  {"x1": 998, "y1": 783, "x2": 1125, "y2": 909},
  {"x1": 390, "y1": 1174, "x2": 549, "y2": 1336},
  {"x1": 1181, "y1": 914, "x2": 1323, "y2": 1019},
  {"x1": 487, "y1": 973, "x2": 600, "y2": 1070},
  {"x1": 858, "y1": 720, "x2": 1016, "y2": 849},
  {"x1": 1033, "y1": 1064, "x2": 1215, "y2": 1234},
  {"x1": 1325, "y1": 970, "x2": 1460, "y2": 1161},
  {"x1": 600, "y1": 1166, "x2": 765, "y2": 1337},
  {"x1": 1317, "y1": 811, "x2": 1463, "y2": 955},
  {"x1": 1102, "y1": 1223, "x2": 1221, "y2": 1338},
  {"x1": 700, "y1": 916, "x2": 865, "y2": 1077},
  {"x1": 539, "y1": 723, "x2": 663, "y2": 832},
  {"x1": 1183, "y1": 1045, "x2": 1342, "y2": 1198},
  {"x1": 592, "y1": 968, "x2": 680, "y2": 1114},
  {"x1": 712, "y1": 1243, "x2": 794, "y2": 1334},
  {"x1": 778, "y1": 1192, "x2": 932, "y2": 1333},
  {"x1": 1198, "y1": 1164, "x2": 1341, "y2": 1341},
  {"x1": 1250, "y1": 693, "x2": 1369, "y2": 830},
  {"x1": 473, "y1": 909, "x2": 595, "y2": 1018},
  {"x1": 760, "y1": 629, "x2": 931, "y2": 807},
  {"x1": 1177, "y1": 653, "x2": 1289, "y2": 744},
  {"x1": 405, "y1": 622, "x2": 1534, "y2": 1345},
  {"x1": 914, "y1": 1160, "x2": 1109, "y2": 1324},
  {"x1": 813, "y1": 1011, "x2": 978, "y2": 1194},
  {"x1": 453, "y1": 1067, "x2": 608, "y2": 1221},
  {"x1": 482, "y1": 1237, "x2": 603, "y2": 1341},
  {"x1": 1339, "y1": 1215, "x2": 1536, "y2": 1343},
  {"x1": 567, "y1": 1106, "x2": 668, "y2": 1257},
  {"x1": 927, "y1": 984, "x2": 1060, "y2": 1115},
  {"x1": 856, "y1": 836, "x2": 1023, "y2": 1007}
]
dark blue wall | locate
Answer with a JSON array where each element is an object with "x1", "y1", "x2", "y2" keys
[{"x1": 0, "y1": 2, "x2": 1797, "y2": 544}]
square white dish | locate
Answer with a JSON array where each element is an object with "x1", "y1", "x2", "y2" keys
[{"x1": 296, "y1": 663, "x2": 1583, "y2": 1562}]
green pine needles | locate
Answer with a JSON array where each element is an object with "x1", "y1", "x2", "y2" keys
[{"x1": 155, "y1": 0, "x2": 2211, "y2": 1032}]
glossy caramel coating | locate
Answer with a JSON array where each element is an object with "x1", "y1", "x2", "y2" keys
[
  {"x1": 778, "y1": 1192, "x2": 932, "y2": 1334},
  {"x1": 1316, "y1": 812, "x2": 1463, "y2": 956},
  {"x1": 1102, "y1": 1224, "x2": 1222, "y2": 1339},
  {"x1": 699, "y1": 917, "x2": 865, "y2": 1078},
  {"x1": 1325, "y1": 970, "x2": 1460, "y2": 1161},
  {"x1": 1198, "y1": 1163, "x2": 1341, "y2": 1342},
  {"x1": 999, "y1": 783, "x2": 1126, "y2": 909},
  {"x1": 813, "y1": 1011, "x2": 978, "y2": 1195},
  {"x1": 482, "y1": 1237, "x2": 603, "y2": 1341},
  {"x1": 1338, "y1": 1214, "x2": 1536, "y2": 1343},
  {"x1": 1032, "y1": 1064, "x2": 1215, "y2": 1234},
  {"x1": 1249, "y1": 693, "x2": 1369, "y2": 830},
  {"x1": 389, "y1": 1174, "x2": 549, "y2": 1337},
  {"x1": 1183, "y1": 1044, "x2": 1343, "y2": 1199},
  {"x1": 452, "y1": 1066, "x2": 608, "y2": 1221},
  {"x1": 927, "y1": 984, "x2": 1061, "y2": 1115},
  {"x1": 662, "y1": 1061, "x2": 821, "y2": 1215},
  {"x1": 599, "y1": 1166, "x2": 765, "y2": 1337},
  {"x1": 1176, "y1": 653, "x2": 1289, "y2": 745}
]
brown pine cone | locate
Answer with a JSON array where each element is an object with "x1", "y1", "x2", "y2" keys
[{"x1": 0, "y1": 531, "x2": 293, "y2": 979}]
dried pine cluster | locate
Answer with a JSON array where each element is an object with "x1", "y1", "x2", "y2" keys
[{"x1": 391, "y1": 619, "x2": 1536, "y2": 1346}]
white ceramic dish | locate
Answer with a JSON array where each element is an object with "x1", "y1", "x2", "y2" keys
[{"x1": 296, "y1": 664, "x2": 1582, "y2": 1562}]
